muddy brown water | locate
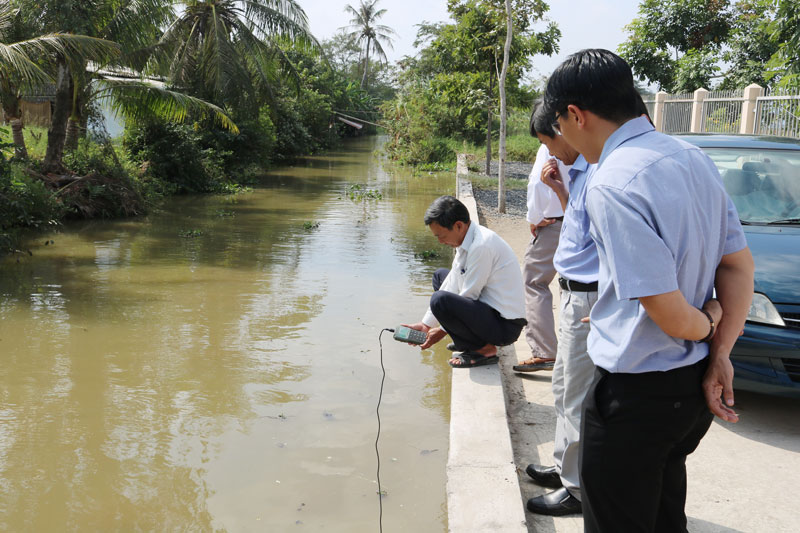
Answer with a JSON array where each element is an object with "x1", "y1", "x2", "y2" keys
[{"x1": 0, "y1": 137, "x2": 454, "y2": 531}]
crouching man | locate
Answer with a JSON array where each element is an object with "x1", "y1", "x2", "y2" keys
[{"x1": 404, "y1": 195, "x2": 527, "y2": 368}]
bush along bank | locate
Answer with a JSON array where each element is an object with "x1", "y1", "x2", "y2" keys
[{"x1": 0, "y1": 103, "x2": 364, "y2": 255}]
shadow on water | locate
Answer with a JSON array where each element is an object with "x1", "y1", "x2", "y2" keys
[{"x1": 0, "y1": 136, "x2": 458, "y2": 531}]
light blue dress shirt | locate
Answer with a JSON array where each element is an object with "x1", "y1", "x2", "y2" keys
[
  {"x1": 553, "y1": 154, "x2": 599, "y2": 284},
  {"x1": 585, "y1": 117, "x2": 748, "y2": 373}
]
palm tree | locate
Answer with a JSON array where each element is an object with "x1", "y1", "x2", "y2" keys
[
  {"x1": 0, "y1": 3, "x2": 117, "y2": 159},
  {"x1": 342, "y1": 0, "x2": 396, "y2": 89},
  {"x1": 155, "y1": 0, "x2": 318, "y2": 109},
  {"x1": 12, "y1": 0, "x2": 237, "y2": 172}
]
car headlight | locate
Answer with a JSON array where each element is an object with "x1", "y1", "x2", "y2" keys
[{"x1": 747, "y1": 293, "x2": 786, "y2": 326}]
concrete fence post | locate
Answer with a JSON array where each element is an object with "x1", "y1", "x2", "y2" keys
[
  {"x1": 653, "y1": 91, "x2": 668, "y2": 132},
  {"x1": 690, "y1": 88, "x2": 709, "y2": 133},
  {"x1": 740, "y1": 83, "x2": 764, "y2": 135}
]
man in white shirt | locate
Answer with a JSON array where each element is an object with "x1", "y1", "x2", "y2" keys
[
  {"x1": 405, "y1": 196, "x2": 527, "y2": 367},
  {"x1": 513, "y1": 101, "x2": 577, "y2": 372}
]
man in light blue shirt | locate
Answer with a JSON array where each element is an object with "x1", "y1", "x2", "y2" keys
[
  {"x1": 545, "y1": 49, "x2": 754, "y2": 532},
  {"x1": 523, "y1": 104, "x2": 597, "y2": 517},
  {"x1": 514, "y1": 99, "x2": 574, "y2": 373}
]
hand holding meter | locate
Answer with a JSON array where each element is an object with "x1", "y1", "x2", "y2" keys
[{"x1": 393, "y1": 325, "x2": 427, "y2": 345}]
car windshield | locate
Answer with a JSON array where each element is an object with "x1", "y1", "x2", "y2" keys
[{"x1": 703, "y1": 147, "x2": 800, "y2": 224}]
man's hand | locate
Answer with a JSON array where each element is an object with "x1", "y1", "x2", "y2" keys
[
  {"x1": 702, "y1": 355, "x2": 739, "y2": 423},
  {"x1": 531, "y1": 218, "x2": 558, "y2": 238},
  {"x1": 401, "y1": 323, "x2": 444, "y2": 350},
  {"x1": 541, "y1": 159, "x2": 568, "y2": 206},
  {"x1": 420, "y1": 326, "x2": 446, "y2": 349},
  {"x1": 701, "y1": 297, "x2": 737, "y2": 422}
]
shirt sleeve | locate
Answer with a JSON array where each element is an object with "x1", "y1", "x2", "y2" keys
[
  {"x1": 527, "y1": 145, "x2": 549, "y2": 224},
  {"x1": 587, "y1": 185, "x2": 679, "y2": 300},
  {"x1": 421, "y1": 258, "x2": 459, "y2": 328},
  {"x1": 723, "y1": 195, "x2": 748, "y2": 255}
]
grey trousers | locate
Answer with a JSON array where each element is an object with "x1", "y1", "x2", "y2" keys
[
  {"x1": 522, "y1": 221, "x2": 561, "y2": 359},
  {"x1": 552, "y1": 287, "x2": 597, "y2": 501}
]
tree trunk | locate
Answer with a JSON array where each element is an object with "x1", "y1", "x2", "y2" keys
[
  {"x1": 485, "y1": 76, "x2": 494, "y2": 176},
  {"x1": 10, "y1": 118, "x2": 27, "y2": 159},
  {"x1": 2, "y1": 93, "x2": 28, "y2": 158},
  {"x1": 65, "y1": 62, "x2": 88, "y2": 152},
  {"x1": 65, "y1": 117, "x2": 81, "y2": 151},
  {"x1": 497, "y1": 0, "x2": 513, "y2": 214},
  {"x1": 43, "y1": 60, "x2": 73, "y2": 173},
  {"x1": 360, "y1": 39, "x2": 371, "y2": 89}
]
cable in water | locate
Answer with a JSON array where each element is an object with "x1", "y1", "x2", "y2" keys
[{"x1": 375, "y1": 328, "x2": 393, "y2": 533}]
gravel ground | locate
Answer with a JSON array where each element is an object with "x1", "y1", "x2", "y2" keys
[
  {"x1": 481, "y1": 159, "x2": 534, "y2": 180},
  {"x1": 472, "y1": 160, "x2": 532, "y2": 219}
]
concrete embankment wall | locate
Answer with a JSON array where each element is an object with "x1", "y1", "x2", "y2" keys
[{"x1": 446, "y1": 155, "x2": 526, "y2": 532}]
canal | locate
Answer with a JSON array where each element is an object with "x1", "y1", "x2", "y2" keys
[{"x1": 0, "y1": 136, "x2": 454, "y2": 531}]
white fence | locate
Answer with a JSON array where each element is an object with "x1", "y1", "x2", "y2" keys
[{"x1": 643, "y1": 84, "x2": 800, "y2": 139}]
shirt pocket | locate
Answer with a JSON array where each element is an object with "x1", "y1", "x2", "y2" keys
[{"x1": 561, "y1": 203, "x2": 592, "y2": 249}]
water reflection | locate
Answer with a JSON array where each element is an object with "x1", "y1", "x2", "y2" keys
[{"x1": 0, "y1": 136, "x2": 455, "y2": 531}]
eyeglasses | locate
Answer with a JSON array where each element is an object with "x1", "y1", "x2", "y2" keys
[{"x1": 552, "y1": 111, "x2": 563, "y2": 134}]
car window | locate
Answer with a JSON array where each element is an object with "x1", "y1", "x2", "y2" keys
[{"x1": 703, "y1": 148, "x2": 800, "y2": 224}]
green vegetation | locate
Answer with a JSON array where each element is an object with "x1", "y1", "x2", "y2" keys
[
  {"x1": 468, "y1": 175, "x2": 529, "y2": 191},
  {"x1": 619, "y1": 0, "x2": 800, "y2": 92},
  {"x1": 303, "y1": 221, "x2": 321, "y2": 230},
  {"x1": 345, "y1": 184, "x2": 383, "y2": 201},
  {"x1": 416, "y1": 249, "x2": 441, "y2": 260},
  {"x1": 381, "y1": 0, "x2": 558, "y2": 167},
  {"x1": 2, "y1": 0, "x2": 798, "y2": 254},
  {"x1": 0, "y1": 0, "x2": 395, "y2": 253},
  {"x1": 178, "y1": 229, "x2": 204, "y2": 238}
]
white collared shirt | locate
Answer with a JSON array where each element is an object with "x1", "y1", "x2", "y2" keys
[
  {"x1": 526, "y1": 144, "x2": 571, "y2": 224},
  {"x1": 422, "y1": 221, "x2": 526, "y2": 327}
]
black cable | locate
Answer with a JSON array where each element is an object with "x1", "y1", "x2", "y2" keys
[{"x1": 376, "y1": 328, "x2": 393, "y2": 533}]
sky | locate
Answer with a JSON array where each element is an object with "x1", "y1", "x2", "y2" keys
[{"x1": 298, "y1": 0, "x2": 644, "y2": 80}]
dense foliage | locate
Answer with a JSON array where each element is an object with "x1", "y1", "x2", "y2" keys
[
  {"x1": 619, "y1": 0, "x2": 800, "y2": 92},
  {"x1": 0, "y1": 0, "x2": 391, "y2": 251},
  {"x1": 381, "y1": 0, "x2": 559, "y2": 166}
]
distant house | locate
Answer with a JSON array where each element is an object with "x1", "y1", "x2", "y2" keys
[
  {"x1": 1, "y1": 63, "x2": 163, "y2": 137},
  {"x1": 0, "y1": 84, "x2": 55, "y2": 128}
]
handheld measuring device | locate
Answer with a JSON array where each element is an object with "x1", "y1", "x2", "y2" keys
[{"x1": 392, "y1": 325, "x2": 427, "y2": 345}]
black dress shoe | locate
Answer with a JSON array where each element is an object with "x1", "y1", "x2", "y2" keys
[
  {"x1": 525, "y1": 464, "x2": 563, "y2": 488},
  {"x1": 526, "y1": 487, "x2": 582, "y2": 516}
]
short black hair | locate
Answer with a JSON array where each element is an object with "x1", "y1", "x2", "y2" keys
[
  {"x1": 529, "y1": 99, "x2": 557, "y2": 139},
  {"x1": 544, "y1": 49, "x2": 641, "y2": 124},
  {"x1": 634, "y1": 91, "x2": 652, "y2": 122},
  {"x1": 424, "y1": 195, "x2": 470, "y2": 228}
]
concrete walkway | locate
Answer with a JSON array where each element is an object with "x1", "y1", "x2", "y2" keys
[
  {"x1": 476, "y1": 209, "x2": 800, "y2": 533},
  {"x1": 446, "y1": 164, "x2": 527, "y2": 532}
]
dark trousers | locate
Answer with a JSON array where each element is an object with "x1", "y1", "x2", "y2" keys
[
  {"x1": 430, "y1": 268, "x2": 524, "y2": 351},
  {"x1": 580, "y1": 358, "x2": 714, "y2": 533}
]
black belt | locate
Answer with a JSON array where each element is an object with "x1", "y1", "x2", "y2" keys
[
  {"x1": 551, "y1": 216, "x2": 564, "y2": 221},
  {"x1": 559, "y1": 277, "x2": 598, "y2": 292}
]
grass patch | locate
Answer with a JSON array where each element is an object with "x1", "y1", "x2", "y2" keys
[
  {"x1": 468, "y1": 174, "x2": 529, "y2": 190},
  {"x1": 458, "y1": 134, "x2": 540, "y2": 163}
]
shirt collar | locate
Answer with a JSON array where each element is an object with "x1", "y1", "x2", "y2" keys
[
  {"x1": 568, "y1": 153, "x2": 588, "y2": 179},
  {"x1": 597, "y1": 116, "x2": 654, "y2": 167},
  {"x1": 458, "y1": 221, "x2": 477, "y2": 253}
]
